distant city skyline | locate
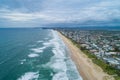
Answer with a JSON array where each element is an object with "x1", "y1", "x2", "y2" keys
[{"x1": 0, "y1": 0, "x2": 120, "y2": 27}]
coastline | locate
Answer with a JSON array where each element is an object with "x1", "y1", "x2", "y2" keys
[{"x1": 57, "y1": 31, "x2": 115, "y2": 80}]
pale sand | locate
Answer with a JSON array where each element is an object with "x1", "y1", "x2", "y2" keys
[{"x1": 58, "y1": 32, "x2": 115, "y2": 80}]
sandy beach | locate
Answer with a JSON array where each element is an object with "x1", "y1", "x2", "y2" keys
[{"x1": 58, "y1": 32, "x2": 115, "y2": 80}]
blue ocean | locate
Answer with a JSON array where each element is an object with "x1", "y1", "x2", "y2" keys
[{"x1": 0, "y1": 28, "x2": 82, "y2": 80}]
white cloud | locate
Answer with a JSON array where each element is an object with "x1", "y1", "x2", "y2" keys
[
  {"x1": 0, "y1": 0, "x2": 120, "y2": 27},
  {"x1": 0, "y1": 9, "x2": 67, "y2": 22}
]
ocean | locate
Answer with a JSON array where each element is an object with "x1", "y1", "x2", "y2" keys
[{"x1": 0, "y1": 28, "x2": 82, "y2": 80}]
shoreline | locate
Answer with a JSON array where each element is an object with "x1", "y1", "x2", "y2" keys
[{"x1": 57, "y1": 31, "x2": 115, "y2": 80}]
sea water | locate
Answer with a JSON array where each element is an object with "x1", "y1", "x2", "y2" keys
[{"x1": 0, "y1": 28, "x2": 82, "y2": 80}]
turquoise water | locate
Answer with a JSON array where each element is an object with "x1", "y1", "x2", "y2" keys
[{"x1": 0, "y1": 28, "x2": 82, "y2": 80}]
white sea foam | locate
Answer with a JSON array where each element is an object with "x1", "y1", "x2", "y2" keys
[
  {"x1": 20, "y1": 59, "x2": 26, "y2": 64},
  {"x1": 43, "y1": 42, "x2": 51, "y2": 46},
  {"x1": 37, "y1": 40, "x2": 43, "y2": 43},
  {"x1": 17, "y1": 72, "x2": 39, "y2": 80},
  {"x1": 43, "y1": 30, "x2": 83, "y2": 80},
  {"x1": 42, "y1": 30, "x2": 68, "y2": 80},
  {"x1": 30, "y1": 44, "x2": 48, "y2": 53},
  {"x1": 30, "y1": 31, "x2": 61, "y2": 55},
  {"x1": 30, "y1": 48, "x2": 43, "y2": 53},
  {"x1": 51, "y1": 31, "x2": 69, "y2": 80},
  {"x1": 21, "y1": 59, "x2": 26, "y2": 62},
  {"x1": 28, "y1": 53, "x2": 39, "y2": 58},
  {"x1": 20, "y1": 62, "x2": 24, "y2": 64},
  {"x1": 26, "y1": 30, "x2": 82, "y2": 80},
  {"x1": 52, "y1": 72, "x2": 69, "y2": 80}
]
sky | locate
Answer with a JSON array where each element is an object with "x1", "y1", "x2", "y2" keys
[{"x1": 0, "y1": 0, "x2": 120, "y2": 27}]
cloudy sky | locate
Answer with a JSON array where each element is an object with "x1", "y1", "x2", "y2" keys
[{"x1": 0, "y1": 0, "x2": 120, "y2": 27}]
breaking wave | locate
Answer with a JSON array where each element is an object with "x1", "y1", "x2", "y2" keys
[{"x1": 17, "y1": 72, "x2": 39, "y2": 80}]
